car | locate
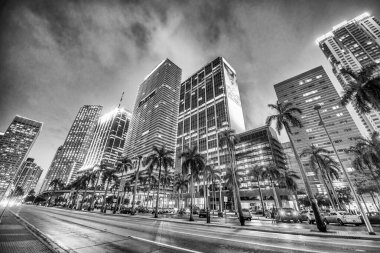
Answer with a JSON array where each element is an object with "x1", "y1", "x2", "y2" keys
[
  {"x1": 241, "y1": 209, "x2": 252, "y2": 221},
  {"x1": 360, "y1": 212, "x2": 380, "y2": 224},
  {"x1": 323, "y1": 211, "x2": 361, "y2": 226},
  {"x1": 199, "y1": 209, "x2": 207, "y2": 218},
  {"x1": 120, "y1": 207, "x2": 136, "y2": 215},
  {"x1": 298, "y1": 210, "x2": 315, "y2": 224},
  {"x1": 276, "y1": 208, "x2": 298, "y2": 222}
]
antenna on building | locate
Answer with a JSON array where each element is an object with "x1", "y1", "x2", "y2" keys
[{"x1": 118, "y1": 91, "x2": 125, "y2": 109}]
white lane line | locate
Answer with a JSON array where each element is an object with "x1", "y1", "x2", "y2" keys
[{"x1": 127, "y1": 235, "x2": 203, "y2": 253}]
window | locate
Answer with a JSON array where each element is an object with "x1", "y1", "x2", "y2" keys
[
  {"x1": 199, "y1": 138, "x2": 207, "y2": 151},
  {"x1": 199, "y1": 110, "x2": 206, "y2": 128},
  {"x1": 344, "y1": 128, "x2": 352, "y2": 132},
  {"x1": 207, "y1": 106, "x2": 215, "y2": 128},
  {"x1": 316, "y1": 75, "x2": 322, "y2": 79},
  {"x1": 334, "y1": 140, "x2": 343, "y2": 143},
  {"x1": 206, "y1": 78, "x2": 214, "y2": 101},
  {"x1": 198, "y1": 86, "x2": 206, "y2": 106},
  {"x1": 213, "y1": 71, "x2": 223, "y2": 97},
  {"x1": 305, "y1": 78, "x2": 312, "y2": 83},
  {"x1": 299, "y1": 81, "x2": 304, "y2": 85},
  {"x1": 215, "y1": 101, "x2": 226, "y2": 127},
  {"x1": 309, "y1": 136, "x2": 315, "y2": 140},
  {"x1": 177, "y1": 121, "x2": 183, "y2": 135},
  {"x1": 303, "y1": 90, "x2": 318, "y2": 97},
  {"x1": 306, "y1": 128, "x2": 313, "y2": 133},
  {"x1": 191, "y1": 115, "x2": 197, "y2": 131},
  {"x1": 332, "y1": 106, "x2": 339, "y2": 110},
  {"x1": 306, "y1": 96, "x2": 321, "y2": 103},
  {"x1": 336, "y1": 113, "x2": 343, "y2": 117},
  {"x1": 185, "y1": 92, "x2": 191, "y2": 110},
  {"x1": 205, "y1": 64, "x2": 212, "y2": 75},
  {"x1": 184, "y1": 118, "x2": 190, "y2": 133},
  {"x1": 191, "y1": 90, "x2": 198, "y2": 109}
]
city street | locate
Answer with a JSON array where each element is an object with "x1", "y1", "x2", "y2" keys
[{"x1": 7, "y1": 205, "x2": 380, "y2": 253}]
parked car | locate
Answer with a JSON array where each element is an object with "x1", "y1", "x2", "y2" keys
[
  {"x1": 298, "y1": 210, "x2": 315, "y2": 224},
  {"x1": 241, "y1": 209, "x2": 252, "y2": 221},
  {"x1": 276, "y1": 208, "x2": 299, "y2": 222},
  {"x1": 199, "y1": 209, "x2": 207, "y2": 218},
  {"x1": 323, "y1": 211, "x2": 361, "y2": 226},
  {"x1": 360, "y1": 212, "x2": 380, "y2": 224},
  {"x1": 120, "y1": 207, "x2": 136, "y2": 215}
]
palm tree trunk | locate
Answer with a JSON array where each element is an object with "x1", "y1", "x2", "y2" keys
[
  {"x1": 325, "y1": 172, "x2": 342, "y2": 210},
  {"x1": 80, "y1": 182, "x2": 89, "y2": 210},
  {"x1": 90, "y1": 174, "x2": 100, "y2": 210},
  {"x1": 294, "y1": 191, "x2": 300, "y2": 211},
  {"x1": 219, "y1": 181, "x2": 223, "y2": 211},
  {"x1": 213, "y1": 181, "x2": 216, "y2": 214},
  {"x1": 285, "y1": 129, "x2": 326, "y2": 232},
  {"x1": 203, "y1": 174, "x2": 206, "y2": 209},
  {"x1": 270, "y1": 178, "x2": 280, "y2": 209},
  {"x1": 366, "y1": 162, "x2": 380, "y2": 194},
  {"x1": 370, "y1": 192, "x2": 380, "y2": 211},
  {"x1": 154, "y1": 160, "x2": 162, "y2": 218},
  {"x1": 360, "y1": 194, "x2": 370, "y2": 214},
  {"x1": 132, "y1": 159, "x2": 141, "y2": 210},
  {"x1": 230, "y1": 148, "x2": 244, "y2": 226},
  {"x1": 257, "y1": 178, "x2": 265, "y2": 216},
  {"x1": 101, "y1": 180, "x2": 110, "y2": 213},
  {"x1": 190, "y1": 173, "x2": 194, "y2": 221},
  {"x1": 119, "y1": 190, "x2": 127, "y2": 212}
]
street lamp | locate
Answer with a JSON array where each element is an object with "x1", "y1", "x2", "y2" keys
[{"x1": 314, "y1": 104, "x2": 375, "y2": 235}]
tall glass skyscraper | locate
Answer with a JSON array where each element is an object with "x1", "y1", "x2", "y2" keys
[
  {"x1": 0, "y1": 116, "x2": 42, "y2": 198},
  {"x1": 14, "y1": 157, "x2": 42, "y2": 196},
  {"x1": 78, "y1": 107, "x2": 131, "y2": 173},
  {"x1": 45, "y1": 105, "x2": 102, "y2": 186},
  {"x1": 316, "y1": 12, "x2": 380, "y2": 133},
  {"x1": 124, "y1": 59, "x2": 182, "y2": 159},
  {"x1": 175, "y1": 57, "x2": 245, "y2": 173},
  {"x1": 274, "y1": 66, "x2": 362, "y2": 194},
  {"x1": 40, "y1": 145, "x2": 63, "y2": 193}
]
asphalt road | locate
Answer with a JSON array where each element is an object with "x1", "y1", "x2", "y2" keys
[{"x1": 9, "y1": 205, "x2": 380, "y2": 253}]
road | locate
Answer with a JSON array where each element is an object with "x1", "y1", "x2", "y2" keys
[{"x1": 9, "y1": 205, "x2": 380, "y2": 253}]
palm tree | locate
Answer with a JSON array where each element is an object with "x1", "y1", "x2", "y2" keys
[
  {"x1": 247, "y1": 164, "x2": 265, "y2": 215},
  {"x1": 101, "y1": 169, "x2": 118, "y2": 213},
  {"x1": 89, "y1": 161, "x2": 109, "y2": 210},
  {"x1": 131, "y1": 156, "x2": 143, "y2": 210},
  {"x1": 119, "y1": 180, "x2": 132, "y2": 211},
  {"x1": 146, "y1": 145, "x2": 174, "y2": 218},
  {"x1": 78, "y1": 172, "x2": 92, "y2": 210},
  {"x1": 115, "y1": 157, "x2": 132, "y2": 210},
  {"x1": 223, "y1": 166, "x2": 245, "y2": 211},
  {"x1": 278, "y1": 168, "x2": 300, "y2": 211},
  {"x1": 203, "y1": 164, "x2": 214, "y2": 209},
  {"x1": 179, "y1": 146, "x2": 205, "y2": 221},
  {"x1": 140, "y1": 163, "x2": 157, "y2": 209},
  {"x1": 219, "y1": 129, "x2": 245, "y2": 226},
  {"x1": 266, "y1": 101, "x2": 326, "y2": 232},
  {"x1": 301, "y1": 145, "x2": 340, "y2": 210},
  {"x1": 48, "y1": 178, "x2": 64, "y2": 206},
  {"x1": 340, "y1": 63, "x2": 380, "y2": 114},
  {"x1": 173, "y1": 172, "x2": 189, "y2": 210},
  {"x1": 71, "y1": 175, "x2": 87, "y2": 209},
  {"x1": 207, "y1": 167, "x2": 221, "y2": 213},
  {"x1": 160, "y1": 168, "x2": 173, "y2": 209},
  {"x1": 261, "y1": 163, "x2": 281, "y2": 209}
]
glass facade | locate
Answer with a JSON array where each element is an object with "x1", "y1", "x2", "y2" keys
[
  {"x1": 14, "y1": 157, "x2": 42, "y2": 196},
  {"x1": 274, "y1": 66, "x2": 362, "y2": 194},
  {"x1": 0, "y1": 116, "x2": 42, "y2": 198},
  {"x1": 317, "y1": 13, "x2": 380, "y2": 133}
]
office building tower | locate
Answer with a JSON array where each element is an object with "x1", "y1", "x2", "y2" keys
[
  {"x1": 274, "y1": 66, "x2": 362, "y2": 194},
  {"x1": 234, "y1": 126, "x2": 290, "y2": 210},
  {"x1": 316, "y1": 12, "x2": 380, "y2": 133},
  {"x1": 48, "y1": 105, "x2": 102, "y2": 186},
  {"x1": 124, "y1": 59, "x2": 182, "y2": 159},
  {"x1": 0, "y1": 116, "x2": 42, "y2": 198},
  {"x1": 78, "y1": 108, "x2": 132, "y2": 173},
  {"x1": 176, "y1": 57, "x2": 245, "y2": 172},
  {"x1": 40, "y1": 145, "x2": 63, "y2": 193},
  {"x1": 14, "y1": 158, "x2": 42, "y2": 196},
  {"x1": 282, "y1": 142, "x2": 305, "y2": 191}
]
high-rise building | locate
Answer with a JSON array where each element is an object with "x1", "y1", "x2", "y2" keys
[
  {"x1": 14, "y1": 158, "x2": 42, "y2": 196},
  {"x1": 40, "y1": 145, "x2": 63, "y2": 193},
  {"x1": 78, "y1": 108, "x2": 132, "y2": 173},
  {"x1": 124, "y1": 59, "x2": 182, "y2": 159},
  {"x1": 234, "y1": 126, "x2": 290, "y2": 210},
  {"x1": 48, "y1": 105, "x2": 102, "y2": 185},
  {"x1": 316, "y1": 12, "x2": 380, "y2": 133},
  {"x1": 282, "y1": 142, "x2": 305, "y2": 191},
  {"x1": 176, "y1": 57, "x2": 245, "y2": 173},
  {"x1": 274, "y1": 66, "x2": 362, "y2": 194},
  {"x1": 0, "y1": 116, "x2": 42, "y2": 198}
]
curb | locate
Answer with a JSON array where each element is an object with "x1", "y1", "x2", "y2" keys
[
  {"x1": 48, "y1": 206, "x2": 380, "y2": 241},
  {"x1": 9, "y1": 209, "x2": 69, "y2": 253}
]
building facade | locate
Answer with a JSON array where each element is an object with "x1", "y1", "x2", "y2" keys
[
  {"x1": 0, "y1": 116, "x2": 42, "y2": 198},
  {"x1": 14, "y1": 158, "x2": 42, "y2": 196},
  {"x1": 176, "y1": 57, "x2": 245, "y2": 171},
  {"x1": 316, "y1": 12, "x2": 380, "y2": 133},
  {"x1": 47, "y1": 105, "x2": 102, "y2": 186},
  {"x1": 78, "y1": 107, "x2": 132, "y2": 173},
  {"x1": 40, "y1": 145, "x2": 63, "y2": 193},
  {"x1": 124, "y1": 59, "x2": 182, "y2": 160},
  {"x1": 282, "y1": 142, "x2": 305, "y2": 192},
  {"x1": 274, "y1": 66, "x2": 362, "y2": 194}
]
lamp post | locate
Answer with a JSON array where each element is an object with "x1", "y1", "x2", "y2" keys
[{"x1": 314, "y1": 104, "x2": 375, "y2": 235}]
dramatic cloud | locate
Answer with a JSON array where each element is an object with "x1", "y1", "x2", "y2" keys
[{"x1": 0, "y1": 0, "x2": 379, "y2": 191}]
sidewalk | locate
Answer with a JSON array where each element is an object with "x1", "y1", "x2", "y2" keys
[{"x1": 0, "y1": 209, "x2": 53, "y2": 253}]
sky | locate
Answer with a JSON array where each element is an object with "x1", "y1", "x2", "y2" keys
[{"x1": 1, "y1": 0, "x2": 380, "y2": 191}]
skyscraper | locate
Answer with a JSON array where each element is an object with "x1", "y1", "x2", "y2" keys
[
  {"x1": 48, "y1": 105, "x2": 102, "y2": 186},
  {"x1": 78, "y1": 107, "x2": 131, "y2": 173},
  {"x1": 316, "y1": 12, "x2": 380, "y2": 133},
  {"x1": 124, "y1": 59, "x2": 182, "y2": 159},
  {"x1": 40, "y1": 145, "x2": 63, "y2": 193},
  {"x1": 175, "y1": 57, "x2": 245, "y2": 173},
  {"x1": 274, "y1": 66, "x2": 362, "y2": 194},
  {"x1": 14, "y1": 158, "x2": 42, "y2": 196},
  {"x1": 0, "y1": 116, "x2": 42, "y2": 198}
]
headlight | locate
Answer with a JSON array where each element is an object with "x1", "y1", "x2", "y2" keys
[{"x1": 279, "y1": 210, "x2": 285, "y2": 215}]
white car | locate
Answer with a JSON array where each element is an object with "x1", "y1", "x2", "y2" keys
[{"x1": 323, "y1": 211, "x2": 362, "y2": 226}]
